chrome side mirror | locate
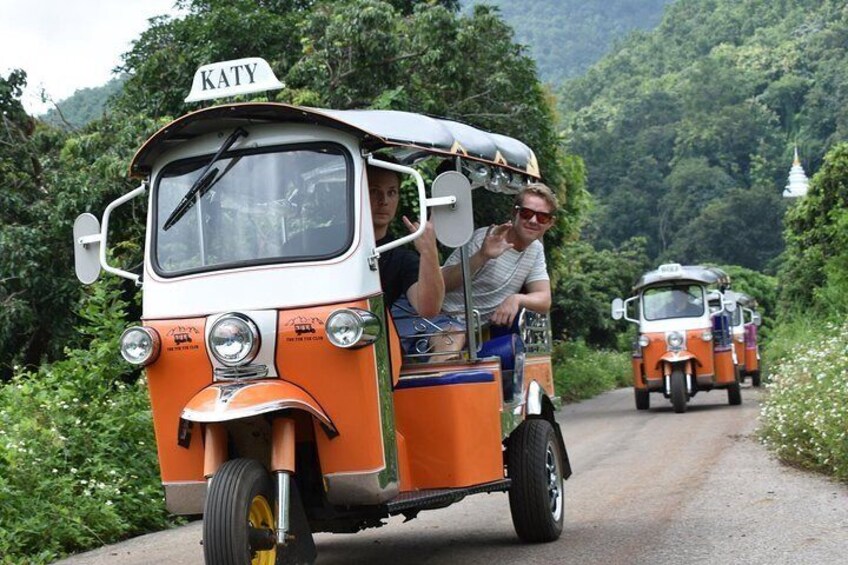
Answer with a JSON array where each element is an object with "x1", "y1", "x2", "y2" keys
[
  {"x1": 722, "y1": 290, "x2": 737, "y2": 313},
  {"x1": 430, "y1": 171, "x2": 473, "y2": 248},
  {"x1": 73, "y1": 213, "x2": 102, "y2": 285},
  {"x1": 611, "y1": 298, "x2": 625, "y2": 321}
]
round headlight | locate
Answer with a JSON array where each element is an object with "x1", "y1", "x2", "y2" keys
[
  {"x1": 701, "y1": 330, "x2": 713, "y2": 342},
  {"x1": 325, "y1": 308, "x2": 380, "y2": 349},
  {"x1": 638, "y1": 334, "x2": 650, "y2": 348},
  {"x1": 120, "y1": 327, "x2": 161, "y2": 366},
  {"x1": 209, "y1": 314, "x2": 260, "y2": 367},
  {"x1": 667, "y1": 331, "x2": 684, "y2": 349}
]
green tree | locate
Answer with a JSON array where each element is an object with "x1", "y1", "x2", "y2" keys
[{"x1": 779, "y1": 142, "x2": 848, "y2": 317}]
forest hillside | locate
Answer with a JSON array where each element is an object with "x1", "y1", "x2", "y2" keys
[
  {"x1": 560, "y1": 0, "x2": 848, "y2": 271},
  {"x1": 466, "y1": 0, "x2": 673, "y2": 83}
]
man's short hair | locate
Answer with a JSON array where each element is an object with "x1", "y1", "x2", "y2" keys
[
  {"x1": 515, "y1": 182, "x2": 559, "y2": 211},
  {"x1": 366, "y1": 153, "x2": 401, "y2": 183}
]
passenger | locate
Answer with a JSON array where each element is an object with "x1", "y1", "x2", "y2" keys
[
  {"x1": 440, "y1": 183, "x2": 557, "y2": 330},
  {"x1": 368, "y1": 160, "x2": 444, "y2": 319}
]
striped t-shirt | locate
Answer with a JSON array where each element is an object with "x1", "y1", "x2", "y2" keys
[{"x1": 441, "y1": 227, "x2": 549, "y2": 323}]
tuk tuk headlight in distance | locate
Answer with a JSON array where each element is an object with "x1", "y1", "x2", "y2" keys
[
  {"x1": 325, "y1": 308, "x2": 381, "y2": 349},
  {"x1": 638, "y1": 334, "x2": 650, "y2": 348},
  {"x1": 667, "y1": 331, "x2": 684, "y2": 350},
  {"x1": 701, "y1": 330, "x2": 713, "y2": 342},
  {"x1": 209, "y1": 313, "x2": 260, "y2": 367},
  {"x1": 120, "y1": 326, "x2": 161, "y2": 366}
]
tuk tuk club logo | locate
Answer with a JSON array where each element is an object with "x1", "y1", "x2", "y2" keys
[
  {"x1": 166, "y1": 326, "x2": 201, "y2": 351},
  {"x1": 284, "y1": 316, "x2": 324, "y2": 342}
]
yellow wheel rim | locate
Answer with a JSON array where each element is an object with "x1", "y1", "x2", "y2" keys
[{"x1": 249, "y1": 495, "x2": 276, "y2": 565}]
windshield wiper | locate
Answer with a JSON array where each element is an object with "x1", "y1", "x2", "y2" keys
[{"x1": 162, "y1": 127, "x2": 248, "y2": 231}]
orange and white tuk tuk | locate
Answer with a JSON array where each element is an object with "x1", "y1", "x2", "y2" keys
[
  {"x1": 611, "y1": 264, "x2": 741, "y2": 413},
  {"x1": 732, "y1": 292, "x2": 762, "y2": 387},
  {"x1": 72, "y1": 58, "x2": 570, "y2": 564}
]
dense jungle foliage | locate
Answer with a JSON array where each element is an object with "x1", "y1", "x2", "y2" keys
[
  {"x1": 761, "y1": 142, "x2": 848, "y2": 482},
  {"x1": 560, "y1": 0, "x2": 848, "y2": 271},
  {"x1": 466, "y1": 0, "x2": 673, "y2": 84}
]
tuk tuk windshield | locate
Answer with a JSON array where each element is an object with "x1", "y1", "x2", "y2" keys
[
  {"x1": 153, "y1": 144, "x2": 352, "y2": 276},
  {"x1": 642, "y1": 285, "x2": 705, "y2": 321}
]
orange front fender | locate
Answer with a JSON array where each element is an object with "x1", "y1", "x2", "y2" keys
[
  {"x1": 181, "y1": 379, "x2": 337, "y2": 436},
  {"x1": 655, "y1": 350, "x2": 701, "y2": 369}
]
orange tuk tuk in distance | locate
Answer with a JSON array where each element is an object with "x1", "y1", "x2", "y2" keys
[
  {"x1": 732, "y1": 292, "x2": 763, "y2": 387},
  {"x1": 72, "y1": 58, "x2": 570, "y2": 564},
  {"x1": 611, "y1": 263, "x2": 741, "y2": 413}
]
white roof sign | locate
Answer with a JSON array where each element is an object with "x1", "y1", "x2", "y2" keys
[{"x1": 185, "y1": 57, "x2": 284, "y2": 103}]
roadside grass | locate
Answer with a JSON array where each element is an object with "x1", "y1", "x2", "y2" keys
[
  {"x1": 0, "y1": 282, "x2": 175, "y2": 565},
  {"x1": 553, "y1": 339, "x2": 631, "y2": 403},
  {"x1": 760, "y1": 319, "x2": 848, "y2": 483}
]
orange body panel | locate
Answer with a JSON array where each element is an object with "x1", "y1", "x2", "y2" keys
[
  {"x1": 733, "y1": 342, "x2": 746, "y2": 370},
  {"x1": 714, "y1": 349, "x2": 735, "y2": 383},
  {"x1": 745, "y1": 346, "x2": 759, "y2": 372},
  {"x1": 145, "y1": 318, "x2": 211, "y2": 483},
  {"x1": 275, "y1": 301, "x2": 388, "y2": 477},
  {"x1": 524, "y1": 355, "x2": 555, "y2": 397},
  {"x1": 641, "y1": 331, "x2": 715, "y2": 381},
  {"x1": 393, "y1": 378, "x2": 503, "y2": 489}
]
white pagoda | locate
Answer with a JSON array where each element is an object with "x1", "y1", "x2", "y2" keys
[{"x1": 783, "y1": 146, "x2": 809, "y2": 198}]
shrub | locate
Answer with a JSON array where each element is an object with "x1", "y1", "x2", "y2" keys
[
  {"x1": 0, "y1": 280, "x2": 174, "y2": 564},
  {"x1": 552, "y1": 338, "x2": 631, "y2": 403},
  {"x1": 760, "y1": 320, "x2": 848, "y2": 483}
]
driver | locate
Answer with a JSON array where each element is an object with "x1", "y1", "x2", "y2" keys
[{"x1": 664, "y1": 287, "x2": 702, "y2": 318}]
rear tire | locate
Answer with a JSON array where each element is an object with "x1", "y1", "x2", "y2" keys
[
  {"x1": 751, "y1": 370, "x2": 761, "y2": 388},
  {"x1": 204, "y1": 458, "x2": 277, "y2": 565},
  {"x1": 670, "y1": 369, "x2": 687, "y2": 414},
  {"x1": 635, "y1": 388, "x2": 650, "y2": 410},
  {"x1": 728, "y1": 380, "x2": 742, "y2": 406},
  {"x1": 508, "y1": 419, "x2": 564, "y2": 543}
]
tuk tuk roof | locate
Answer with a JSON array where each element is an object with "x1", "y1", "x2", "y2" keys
[
  {"x1": 129, "y1": 103, "x2": 541, "y2": 181},
  {"x1": 735, "y1": 292, "x2": 757, "y2": 308},
  {"x1": 633, "y1": 264, "x2": 730, "y2": 292}
]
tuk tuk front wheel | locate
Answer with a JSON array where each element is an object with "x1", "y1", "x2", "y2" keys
[
  {"x1": 204, "y1": 458, "x2": 277, "y2": 565},
  {"x1": 670, "y1": 369, "x2": 687, "y2": 414},
  {"x1": 507, "y1": 419, "x2": 564, "y2": 543}
]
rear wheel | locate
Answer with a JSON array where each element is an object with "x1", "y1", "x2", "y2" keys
[
  {"x1": 751, "y1": 370, "x2": 761, "y2": 388},
  {"x1": 727, "y1": 380, "x2": 742, "y2": 405},
  {"x1": 635, "y1": 388, "x2": 650, "y2": 410},
  {"x1": 508, "y1": 419, "x2": 564, "y2": 543},
  {"x1": 204, "y1": 458, "x2": 277, "y2": 565},
  {"x1": 670, "y1": 369, "x2": 687, "y2": 414}
]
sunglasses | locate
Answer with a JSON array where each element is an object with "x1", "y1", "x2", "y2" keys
[{"x1": 514, "y1": 205, "x2": 554, "y2": 225}]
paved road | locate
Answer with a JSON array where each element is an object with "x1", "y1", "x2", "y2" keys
[{"x1": 56, "y1": 386, "x2": 848, "y2": 564}]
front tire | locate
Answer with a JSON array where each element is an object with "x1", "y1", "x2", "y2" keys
[
  {"x1": 508, "y1": 419, "x2": 564, "y2": 543},
  {"x1": 204, "y1": 458, "x2": 277, "y2": 565},
  {"x1": 670, "y1": 369, "x2": 687, "y2": 414},
  {"x1": 751, "y1": 369, "x2": 761, "y2": 387}
]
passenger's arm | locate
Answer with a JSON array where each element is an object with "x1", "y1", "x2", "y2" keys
[
  {"x1": 405, "y1": 218, "x2": 444, "y2": 318},
  {"x1": 489, "y1": 280, "x2": 552, "y2": 327},
  {"x1": 442, "y1": 223, "x2": 513, "y2": 292}
]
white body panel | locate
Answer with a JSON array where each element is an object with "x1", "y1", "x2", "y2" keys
[
  {"x1": 141, "y1": 125, "x2": 380, "y2": 319},
  {"x1": 639, "y1": 317, "x2": 710, "y2": 334}
]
